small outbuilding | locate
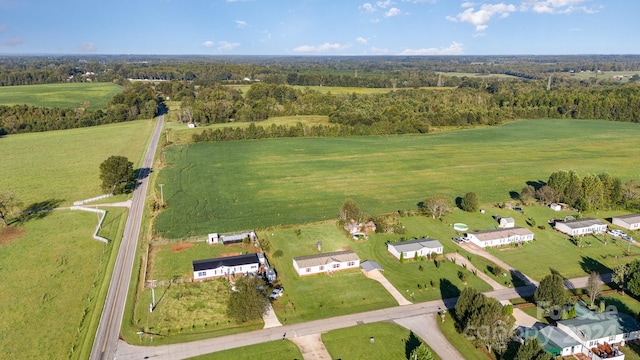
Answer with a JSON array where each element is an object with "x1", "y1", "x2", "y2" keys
[
  {"x1": 549, "y1": 203, "x2": 562, "y2": 211},
  {"x1": 360, "y1": 260, "x2": 384, "y2": 277}
]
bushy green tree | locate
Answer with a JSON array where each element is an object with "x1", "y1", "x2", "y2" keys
[
  {"x1": 227, "y1": 276, "x2": 269, "y2": 323},
  {"x1": 460, "y1": 192, "x2": 480, "y2": 212},
  {"x1": 421, "y1": 195, "x2": 453, "y2": 219},
  {"x1": 99, "y1": 155, "x2": 134, "y2": 194},
  {"x1": 534, "y1": 272, "x2": 569, "y2": 311},
  {"x1": 339, "y1": 199, "x2": 361, "y2": 222},
  {"x1": 0, "y1": 190, "x2": 22, "y2": 227},
  {"x1": 410, "y1": 342, "x2": 435, "y2": 360},
  {"x1": 514, "y1": 338, "x2": 552, "y2": 360}
]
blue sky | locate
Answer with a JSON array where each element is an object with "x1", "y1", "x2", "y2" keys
[{"x1": 0, "y1": 0, "x2": 637, "y2": 55}]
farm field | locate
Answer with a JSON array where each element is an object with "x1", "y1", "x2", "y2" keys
[
  {"x1": 154, "y1": 119, "x2": 640, "y2": 238},
  {"x1": 0, "y1": 119, "x2": 155, "y2": 206},
  {"x1": 0, "y1": 119, "x2": 154, "y2": 359},
  {"x1": 0, "y1": 82, "x2": 122, "y2": 110},
  {"x1": 0, "y1": 209, "x2": 125, "y2": 359},
  {"x1": 322, "y1": 322, "x2": 442, "y2": 360}
]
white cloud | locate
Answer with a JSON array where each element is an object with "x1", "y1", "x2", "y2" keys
[
  {"x1": 447, "y1": 3, "x2": 516, "y2": 32},
  {"x1": 202, "y1": 40, "x2": 215, "y2": 47},
  {"x1": 370, "y1": 47, "x2": 389, "y2": 54},
  {"x1": 356, "y1": 37, "x2": 368, "y2": 44},
  {"x1": 521, "y1": 0, "x2": 595, "y2": 14},
  {"x1": 235, "y1": 20, "x2": 247, "y2": 28},
  {"x1": 218, "y1": 41, "x2": 240, "y2": 50},
  {"x1": 376, "y1": 0, "x2": 394, "y2": 8},
  {"x1": 398, "y1": 41, "x2": 463, "y2": 55},
  {"x1": 385, "y1": 7, "x2": 401, "y2": 17},
  {"x1": 77, "y1": 42, "x2": 97, "y2": 53},
  {"x1": 362, "y1": 3, "x2": 376, "y2": 12},
  {"x1": 293, "y1": 42, "x2": 351, "y2": 53}
]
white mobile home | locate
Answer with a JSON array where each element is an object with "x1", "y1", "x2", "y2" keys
[
  {"x1": 292, "y1": 250, "x2": 360, "y2": 277},
  {"x1": 387, "y1": 238, "x2": 443, "y2": 260},
  {"x1": 466, "y1": 227, "x2": 534, "y2": 248}
]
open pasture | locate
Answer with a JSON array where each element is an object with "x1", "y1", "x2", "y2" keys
[
  {"x1": 0, "y1": 82, "x2": 122, "y2": 110},
  {"x1": 155, "y1": 119, "x2": 640, "y2": 238},
  {"x1": 0, "y1": 119, "x2": 155, "y2": 206}
]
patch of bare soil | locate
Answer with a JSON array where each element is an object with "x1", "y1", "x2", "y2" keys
[
  {"x1": 217, "y1": 252, "x2": 242, "y2": 257},
  {"x1": 0, "y1": 226, "x2": 26, "y2": 245},
  {"x1": 171, "y1": 242, "x2": 194, "y2": 253}
]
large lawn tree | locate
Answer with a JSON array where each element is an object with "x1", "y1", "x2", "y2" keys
[
  {"x1": 0, "y1": 190, "x2": 22, "y2": 227},
  {"x1": 514, "y1": 338, "x2": 552, "y2": 360},
  {"x1": 226, "y1": 276, "x2": 269, "y2": 323},
  {"x1": 339, "y1": 199, "x2": 362, "y2": 222},
  {"x1": 460, "y1": 192, "x2": 480, "y2": 212},
  {"x1": 99, "y1": 155, "x2": 134, "y2": 195},
  {"x1": 421, "y1": 195, "x2": 453, "y2": 219},
  {"x1": 534, "y1": 272, "x2": 569, "y2": 311},
  {"x1": 586, "y1": 271, "x2": 603, "y2": 307}
]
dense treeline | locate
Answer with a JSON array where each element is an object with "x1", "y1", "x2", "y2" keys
[
  {"x1": 2, "y1": 55, "x2": 640, "y2": 87},
  {"x1": 520, "y1": 170, "x2": 640, "y2": 212},
  {"x1": 0, "y1": 82, "x2": 163, "y2": 134}
]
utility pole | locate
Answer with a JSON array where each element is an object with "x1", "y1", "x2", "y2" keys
[
  {"x1": 159, "y1": 184, "x2": 164, "y2": 206},
  {"x1": 150, "y1": 280, "x2": 156, "y2": 312},
  {"x1": 165, "y1": 129, "x2": 169, "y2": 143}
]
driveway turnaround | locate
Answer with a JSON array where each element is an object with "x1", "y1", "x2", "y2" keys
[
  {"x1": 289, "y1": 334, "x2": 332, "y2": 360},
  {"x1": 395, "y1": 314, "x2": 464, "y2": 360}
]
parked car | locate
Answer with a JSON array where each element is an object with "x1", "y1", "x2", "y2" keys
[
  {"x1": 269, "y1": 288, "x2": 284, "y2": 300},
  {"x1": 622, "y1": 236, "x2": 636, "y2": 243},
  {"x1": 608, "y1": 229, "x2": 626, "y2": 238}
]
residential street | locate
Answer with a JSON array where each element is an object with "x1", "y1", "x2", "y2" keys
[{"x1": 114, "y1": 272, "x2": 609, "y2": 360}]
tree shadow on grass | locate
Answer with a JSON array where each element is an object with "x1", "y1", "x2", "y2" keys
[
  {"x1": 404, "y1": 331, "x2": 422, "y2": 359},
  {"x1": 579, "y1": 256, "x2": 611, "y2": 277},
  {"x1": 526, "y1": 180, "x2": 546, "y2": 191},
  {"x1": 598, "y1": 295, "x2": 636, "y2": 317},
  {"x1": 16, "y1": 198, "x2": 64, "y2": 224},
  {"x1": 439, "y1": 278, "x2": 460, "y2": 300}
]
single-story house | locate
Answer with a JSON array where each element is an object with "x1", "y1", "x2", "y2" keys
[
  {"x1": 612, "y1": 214, "x2": 640, "y2": 231},
  {"x1": 554, "y1": 218, "x2": 607, "y2": 236},
  {"x1": 466, "y1": 227, "x2": 535, "y2": 248},
  {"x1": 207, "y1": 231, "x2": 257, "y2": 245},
  {"x1": 549, "y1": 203, "x2": 563, "y2": 211},
  {"x1": 292, "y1": 250, "x2": 360, "y2": 277},
  {"x1": 387, "y1": 238, "x2": 444, "y2": 260},
  {"x1": 520, "y1": 325, "x2": 583, "y2": 358},
  {"x1": 193, "y1": 253, "x2": 261, "y2": 281},
  {"x1": 557, "y1": 308, "x2": 640, "y2": 359},
  {"x1": 498, "y1": 217, "x2": 515, "y2": 228}
]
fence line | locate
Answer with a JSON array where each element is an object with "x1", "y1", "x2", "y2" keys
[
  {"x1": 70, "y1": 206, "x2": 109, "y2": 243},
  {"x1": 73, "y1": 194, "x2": 113, "y2": 206}
]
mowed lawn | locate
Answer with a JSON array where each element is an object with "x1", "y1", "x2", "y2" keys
[
  {"x1": 0, "y1": 119, "x2": 155, "y2": 206},
  {"x1": 155, "y1": 119, "x2": 640, "y2": 238},
  {"x1": 0, "y1": 82, "x2": 122, "y2": 110},
  {"x1": 0, "y1": 120, "x2": 154, "y2": 359}
]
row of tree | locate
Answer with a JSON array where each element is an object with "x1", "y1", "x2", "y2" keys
[{"x1": 520, "y1": 170, "x2": 640, "y2": 211}]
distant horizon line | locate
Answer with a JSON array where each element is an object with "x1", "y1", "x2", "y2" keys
[{"x1": 1, "y1": 53, "x2": 640, "y2": 58}]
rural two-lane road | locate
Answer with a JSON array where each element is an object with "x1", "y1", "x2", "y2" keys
[{"x1": 90, "y1": 115, "x2": 165, "y2": 360}]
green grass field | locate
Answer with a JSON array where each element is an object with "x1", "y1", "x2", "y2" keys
[
  {"x1": 155, "y1": 119, "x2": 640, "y2": 238},
  {"x1": 187, "y1": 339, "x2": 303, "y2": 360},
  {"x1": 0, "y1": 120, "x2": 154, "y2": 359},
  {"x1": 0, "y1": 82, "x2": 122, "y2": 110},
  {"x1": 0, "y1": 119, "x2": 155, "y2": 206},
  {"x1": 322, "y1": 322, "x2": 442, "y2": 360}
]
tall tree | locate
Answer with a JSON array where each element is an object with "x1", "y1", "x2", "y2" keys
[
  {"x1": 226, "y1": 276, "x2": 269, "y2": 323},
  {"x1": 421, "y1": 195, "x2": 453, "y2": 219},
  {"x1": 586, "y1": 271, "x2": 603, "y2": 307},
  {"x1": 340, "y1": 199, "x2": 361, "y2": 222},
  {"x1": 534, "y1": 272, "x2": 569, "y2": 311},
  {"x1": 410, "y1": 342, "x2": 435, "y2": 360},
  {"x1": 519, "y1": 185, "x2": 536, "y2": 205},
  {"x1": 99, "y1": 155, "x2": 134, "y2": 195},
  {"x1": 579, "y1": 174, "x2": 604, "y2": 211},
  {"x1": 0, "y1": 190, "x2": 22, "y2": 227},
  {"x1": 460, "y1": 192, "x2": 480, "y2": 212},
  {"x1": 514, "y1": 338, "x2": 552, "y2": 360}
]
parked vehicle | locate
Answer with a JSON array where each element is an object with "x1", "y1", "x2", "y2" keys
[
  {"x1": 622, "y1": 236, "x2": 636, "y2": 243},
  {"x1": 608, "y1": 229, "x2": 626, "y2": 238},
  {"x1": 269, "y1": 288, "x2": 284, "y2": 300}
]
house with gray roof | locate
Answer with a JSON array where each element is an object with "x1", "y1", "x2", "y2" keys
[
  {"x1": 466, "y1": 227, "x2": 534, "y2": 248},
  {"x1": 556, "y1": 309, "x2": 640, "y2": 359},
  {"x1": 292, "y1": 250, "x2": 360, "y2": 276},
  {"x1": 554, "y1": 218, "x2": 607, "y2": 236},
  {"x1": 612, "y1": 214, "x2": 640, "y2": 231},
  {"x1": 387, "y1": 238, "x2": 443, "y2": 260}
]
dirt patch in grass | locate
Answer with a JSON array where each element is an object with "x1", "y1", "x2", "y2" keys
[
  {"x1": 172, "y1": 242, "x2": 194, "y2": 252},
  {"x1": 218, "y1": 252, "x2": 242, "y2": 257},
  {"x1": 0, "y1": 226, "x2": 26, "y2": 245}
]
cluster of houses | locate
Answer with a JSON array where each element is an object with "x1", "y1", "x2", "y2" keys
[{"x1": 519, "y1": 305, "x2": 640, "y2": 360}]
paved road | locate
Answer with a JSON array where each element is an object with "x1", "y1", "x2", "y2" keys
[{"x1": 90, "y1": 115, "x2": 164, "y2": 360}]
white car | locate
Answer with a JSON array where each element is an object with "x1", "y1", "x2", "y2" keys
[
  {"x1": 608, "y1": 229, "x2": 626, "y2": 238},
  {"x1": 622, "y1": 236, "x2": 636, "y2": 243},
  {"x1": 269, "y1": 288, "x2": 284, "y2": 300}
]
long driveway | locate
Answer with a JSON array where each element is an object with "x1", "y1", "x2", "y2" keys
[{"x1": 90, "y1": 115, "x2": 164, "y2": 360}]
